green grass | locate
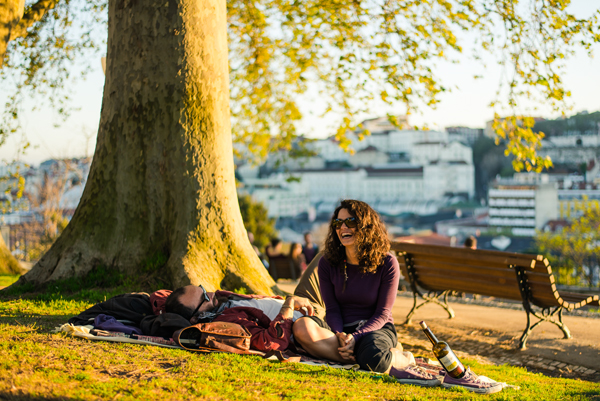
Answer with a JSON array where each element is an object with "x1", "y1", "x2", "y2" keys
[
  {"x1": 1, "y1": 292, "x2": 599, "y2": 400},
  {"x1": 0, "y1": 274, "x2": 19, "y2": 287}
]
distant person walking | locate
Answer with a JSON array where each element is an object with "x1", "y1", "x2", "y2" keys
[
  {"x1": 302, "y1": 232, "x2": 319, "y2": 264},
  {"x1": 265, "y1": 238, "x2": 283, "y2": 258},
  {"x1": 289, "y1": 242, "x2": 307, "y2": 276}
]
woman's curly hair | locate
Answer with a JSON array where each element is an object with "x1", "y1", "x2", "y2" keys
[{"x1": 323, "y1": 199, "x2": 390, "y2": 274}]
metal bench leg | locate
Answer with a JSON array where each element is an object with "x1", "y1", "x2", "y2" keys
[
  {"x1": 441, "y1": 290, "x2": 455, "y2": 319},
  {"x1": 402, "y1": 253, "x2": 454, "y2": 325},
  {"x1": 519, "y1": 306, "x2": 533, "y2": 350},
  {"x1": 520, "y1": 306, "x2": 571, "y2": 350},
  {"x1": 557, "y1": 307, "x2": 571, "y2": 339},
  {"x1": 403, "y1": 290, "x2": 455, "y2": 325},
  {"x1": 531, "y1": 307, "x2": 571, "y2": 339},
  {"x1": 404, "y1": 291, "x2": 419, "y2": 325}
]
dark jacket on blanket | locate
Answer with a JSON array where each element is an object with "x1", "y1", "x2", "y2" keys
[
  {"x1": 69, "y1": 290, "x2": 294, "y2": 348},
  {"x1": 68, "y1": 293, "x2": 190, "y2": 339},
  {"x1": 68, "y1": 293, "x2": 153, "y2": 326}
]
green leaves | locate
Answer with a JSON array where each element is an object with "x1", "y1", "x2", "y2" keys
[
  {"x1": 1, "y1": 0, "x2": 107, "y2": 151},
  {"x1": 535, "y1": 198, "x2": 600, "y2": 287}
]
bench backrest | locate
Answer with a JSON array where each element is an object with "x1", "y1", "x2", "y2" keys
[{"x1": 391, "y1": 242, "x2": 563, "y2": 308}]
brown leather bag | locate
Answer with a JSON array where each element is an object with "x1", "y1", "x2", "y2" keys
[{"x1": 173, "y1": 322, "x2": 252, "y2": 353}]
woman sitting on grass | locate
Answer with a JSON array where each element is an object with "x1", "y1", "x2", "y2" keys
[{"x1": 292, "y1": 199, "x2": 502, "y2": 393}]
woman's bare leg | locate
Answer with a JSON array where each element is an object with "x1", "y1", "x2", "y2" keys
[{"x1": 292, "y1": 317, "x2": 354, "y2": 363}]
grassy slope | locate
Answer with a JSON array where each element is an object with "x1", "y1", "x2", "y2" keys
[
  {"x1": 0, "y1": 274, "x2": 19, "y2": 287},
  {"x1": 1, "y1": 277, "x2": 599, "y2": 400},
  {"x1": 2, "y1": 322, "x2": 599, "y2": 400},
  {"x1": 0, "y1": 241, "x2": 22, "y2": 275}
]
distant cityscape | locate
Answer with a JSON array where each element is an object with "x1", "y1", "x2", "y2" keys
[
  {"x1": 236, "y1": 111, "x2": 600, "y2": 253},
  {"x1": 1, "y1": 111, "x2": 599, "y2": 259}
]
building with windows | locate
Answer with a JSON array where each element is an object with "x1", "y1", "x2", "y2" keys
[
  {"x1": 445, "y1": 126, "x2": 483, "y2": 145},
  {"x1": 236, "y1": 116, "x2": 476, "y2": 218},
  {"x1": 488, "y1": 175, "x2": 558, "y2": 236}
]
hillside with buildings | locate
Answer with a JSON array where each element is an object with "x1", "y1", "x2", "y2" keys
[
  {"x1": 2, "y1": 111, "x2": 600, "y2": 284},
  {"x1": 236, "y1": 112, "x2": 600, "y2": 264},
  {"x1": 237, "y1": 116, "x2": 475, "y2": 221}
]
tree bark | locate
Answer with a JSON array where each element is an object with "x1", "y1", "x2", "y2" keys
[{"x1": 18, "y1": 0, "x2": 277, "y2": 294}]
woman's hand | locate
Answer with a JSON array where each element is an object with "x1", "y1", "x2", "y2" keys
[{"x1": 336, "y1": 332, "x2": 356, "y2": 361}]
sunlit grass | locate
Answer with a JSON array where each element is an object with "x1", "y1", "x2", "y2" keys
[
  {"x1": 1, "y1": 294, "x2": 599, "y2": 400},
  {"x1": 0, "y1": 274, "x2": 19, "y2": 287}
]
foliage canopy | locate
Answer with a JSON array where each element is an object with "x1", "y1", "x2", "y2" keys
[
  {"x1": 536, "y1": 198, "x2": 600, "y2": 287},
  {"x1": 238, "y1": 193, "x2": 278, "y2": 250},
  {"x1": 1, "y1": 0, "x2": 599, "y2": 169}
]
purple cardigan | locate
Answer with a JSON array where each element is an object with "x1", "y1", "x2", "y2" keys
[{"x1": 318, "y1": 253, "x2": 400, "y2": 341}]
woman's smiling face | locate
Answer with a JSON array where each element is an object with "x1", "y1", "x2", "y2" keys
[{"x1": 335, "y1": 208, "x2": 357, "y2": 248}]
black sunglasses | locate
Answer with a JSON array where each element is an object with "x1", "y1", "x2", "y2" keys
[
  {"x1": 191, "y1": 284, "x2": 210, "y2": 317},
  {"x1": 332, "y1": 217, "x2": 358, "y2": 229}
]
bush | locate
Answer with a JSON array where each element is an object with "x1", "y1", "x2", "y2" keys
[{"x1": 238, "y1": 193, "x2": 277, "y2": 251}]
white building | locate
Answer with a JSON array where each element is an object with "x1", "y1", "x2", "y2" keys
[
  {"x1": 539, "y1": 134, "x2": 600, "y2": 165},
  {"x1": 488, "y1": 175, "x2": 558, "y2": 236},
  {"x1": 312, "y1": 129, "x2": 449, "y2": 162},
  {"x1": 424, "y1": 161, "x2": 475, "y2": 200},
  {"x1": 238, "y1": 177, "x2": 311, "y2": 218},
  {"x1": 445, "y1": 126, "x2": 483, "y2": 145},
  {"x1": 236, "y1": 117, "x2": 475, "y2": 218},
  {"x1": 349, "y1": 146, "x2": 390, "y2": 167},
  {"x1": 360, "y1": 115, "x2": 410, "y2": 132},
  {"x1": 411, "y1": 141, "x2": 473, "y2": 165}
]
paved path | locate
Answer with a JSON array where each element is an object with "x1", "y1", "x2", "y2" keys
[{"x1": 277, "y1": 282, "x2": 600, "y2": 382}]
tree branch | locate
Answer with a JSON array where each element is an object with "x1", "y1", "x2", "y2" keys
[{"x1": 9, "y1": 0, "x2": 60, "y2": 41}]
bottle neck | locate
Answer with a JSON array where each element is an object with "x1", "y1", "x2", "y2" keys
[{"x1": 422, "y1": 327, "x2": 439, "y2": 345}]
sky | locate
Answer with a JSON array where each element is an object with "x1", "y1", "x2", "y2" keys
[{"x1": 1, "y1": 2, "x2": 599, "y2": 166}]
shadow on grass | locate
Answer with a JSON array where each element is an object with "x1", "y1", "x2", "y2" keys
[
  {"x1": 0, "y1": 314, "x2": 78, "y2": 331},
  {"x1": 0, "y1": 267, "x2": 165, "y2": 332},
  {"x1": 0, "y1": 259, "x2": 171, "y2": 303},
  {"x1": 0, "y1": 392, "x2": 81, "y2": 401}
]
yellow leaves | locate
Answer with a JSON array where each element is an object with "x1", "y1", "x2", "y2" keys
[
  {"x1": 528, "y1": 50, "x2": 539, "y2": 60},
  {"x1": 492, "y1": 114, "x2": 553, "y2": 173},
  {"x1": 224, "y1": 0, "x2": 600, "y2": 165}
]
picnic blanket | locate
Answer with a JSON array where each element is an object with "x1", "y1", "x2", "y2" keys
[{"x1": 54, "y1": 322, "x2": 519, "y2": 391}]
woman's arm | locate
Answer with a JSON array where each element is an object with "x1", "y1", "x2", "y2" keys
[
  {"x1": 351, "y1": 254, "x2": 400, "y2": 340},
  {"x1": 318, "y1": 257, "x2": 345, "y2": 333}
]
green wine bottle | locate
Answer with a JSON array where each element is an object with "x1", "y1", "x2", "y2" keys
[{"x1": 419, "y1": 321, "x2": 466, "y2": 379}]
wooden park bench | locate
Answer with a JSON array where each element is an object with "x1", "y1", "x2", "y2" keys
[{"x1": 390, "y1": 242, "x2": 600, "y2": 350}]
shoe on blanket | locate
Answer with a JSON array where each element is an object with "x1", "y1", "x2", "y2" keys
[
  {"x1": 442, "y1": 368, "x2": 503, "y2": 394},
  {"x1": 414, "y1": 357, "x2": 445, "y2": 376},
  {"x1": 389, "y1": 365, "x2": 442, "y2": 387}
]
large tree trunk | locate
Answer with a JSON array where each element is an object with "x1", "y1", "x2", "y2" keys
[{"x1": 17, "y1": 0, "x2": 277, "y2": 294}]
